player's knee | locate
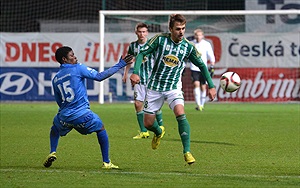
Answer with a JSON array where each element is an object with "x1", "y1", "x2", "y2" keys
[
  {"x1": 134, "y1": 100, "x2": 143, "y2": 110},
  {"x1": 170, "y1": 99, "x2": 184, "y2": 111},
  {"x1": 50, "y1": 125, "x2": 59, "y2": 136}
]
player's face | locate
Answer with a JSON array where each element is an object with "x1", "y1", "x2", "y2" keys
[
  {"x1": 194, "y1": 31, "x2": 204, "y2": 42},
  {"x1": 136, "y1": 27, "x2": 148, "y2": 44},
  {"x1": 63, "y1": 50, "x2": 78, "y2": 64},
  {"x1": 170, "y1": 21, "x2": 185, "y2": 43}
]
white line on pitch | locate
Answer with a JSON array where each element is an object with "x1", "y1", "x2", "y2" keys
[{"x1": 1, "y1": 168, "x2": 299, "y2": 179}]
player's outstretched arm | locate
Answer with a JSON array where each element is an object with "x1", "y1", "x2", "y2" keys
[{"x1": 95, "y1": 54, "x2": 134, "y2": 82}]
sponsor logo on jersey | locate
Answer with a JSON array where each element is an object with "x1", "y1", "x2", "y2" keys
[
  {"x1": 162, "y1": 54, "x2": 179, "y2": 67},
  {"x1": 142, "y1": 56, "x2": 148, "y2": 63}
]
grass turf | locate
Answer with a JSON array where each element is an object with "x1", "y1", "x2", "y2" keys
[{"x1": 0, "y1": 102, "x2": 299, "y2": 187}]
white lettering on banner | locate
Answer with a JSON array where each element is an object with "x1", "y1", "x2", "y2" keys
[
  {"x1": 38, "y1": 73, "x2": 55, "y2": 95},
  {"x1": 34, "y1": 71, "x2": 126, "y2": 96},
  {"x1": 217, "y1": 71, "x2": 299, "y2": 100},
  {"x1": 1, "y1": 69, "x2": 298, "y2": 101}
]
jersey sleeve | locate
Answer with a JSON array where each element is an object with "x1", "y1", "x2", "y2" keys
[
  {"x1": 188, "y1": 47, "x2": 215, "y2": 88},
  {"x1": 78, "y1": 58, "x2": 127, "y2": 82},
  {"x1": 207, "y1": 41, "x2": 215, "y2": 63},
  {"x1": 133, "y1": 35, "x2": 159, "y2": 74}
]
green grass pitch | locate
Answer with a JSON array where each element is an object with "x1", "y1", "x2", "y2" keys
[{"x1": 0, "y1": 102, "x2": 299, "y2": 187}]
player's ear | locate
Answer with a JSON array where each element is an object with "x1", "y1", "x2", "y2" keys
[{"x1": 62, "y1": 57, "x2": 67, "y2": 63}]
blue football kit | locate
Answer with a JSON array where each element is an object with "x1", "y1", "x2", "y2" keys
[
  {"x1": 52, "y1": 60, "x2": 126, "y2": 136},
  {"x1": 48, "y1": 58, "x2": 126, "y2": 164}
]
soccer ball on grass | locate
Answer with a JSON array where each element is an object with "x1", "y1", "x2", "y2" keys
[{"x1": 220, "y1": 72, "x2": 241, "y2": 92}]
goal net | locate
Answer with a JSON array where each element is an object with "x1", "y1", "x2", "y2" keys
[{"x1": 99, "y1": 10, "x2": 300, "y2": 103}]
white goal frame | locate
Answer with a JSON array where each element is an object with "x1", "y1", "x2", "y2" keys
[{"x1": 98, "y1": 10, "x2": 299, "y2": 104}]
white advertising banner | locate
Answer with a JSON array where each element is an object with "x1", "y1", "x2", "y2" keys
[
  {"x1": 216, "y1": 33, "x2": 299, "y2": 68},
  {"x1": 1, "y1": 32, "x2": 299, "y2": 68}
]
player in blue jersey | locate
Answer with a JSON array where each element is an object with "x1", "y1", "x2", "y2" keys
[
  {"x1": 130, "y1": 14, "x2": 216, "y2": 165},
  {"x1": 122, "y1": 23, "x2": 164, "y2": 139},
  {"x1": 43, "y1": 46, "x2": 133, "y2": 169}
]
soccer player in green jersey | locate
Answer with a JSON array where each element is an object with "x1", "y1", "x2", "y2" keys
[
  {"x1": 130, "y1": 14, "x2": 216, "y2": 165},
  {"x1": 123, "y1": 23, "x2": 164, "y2": 139}
]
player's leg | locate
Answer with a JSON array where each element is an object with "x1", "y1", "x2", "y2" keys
[
  {"x1": 167, "y1": 90, "x2": 195, "y2": 164},
  {"x1": 44, "y1": 115, "x2": 71, "y2": 168},
  {"x1": 96, "y1": 128, "x2": 118, "y2": 169},
  {"x1": 133, "y1": 84, "x2": 149, "y2": 139},
  {"x1": 144, "y1": 90, "x2": 165, "y2": 149},
  {"x1": 200, "y1": 84, "x2": 207, "y2": 108},
  {"x1": 191, "y1": 71, "x2": 201, "y2": 111},
  {"x1": 155, "y1": 109, "x2": 163, "y2": 126},
  {"x1": 43, "y1": 124, "x2": 59, "y2": 167},
  {"x1": 135, "y1": 100, "x2": 146, "y2": 131},
  {"x1": 144, "y1": 114, "x2": 162, "y2": 137},
  {"x1": 49, "y1": 125, "x2": 59, "y2": 153},
  {"x1": 78, "y1": 112, "x2": 119, "y2": 169},
  {"x1": 199, "y1": 73, "x2": 207, "y2": 110}
]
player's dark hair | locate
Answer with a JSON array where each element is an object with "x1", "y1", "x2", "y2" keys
[
  {"x1": 169, "y1": 14, "x2": 186, "y2": 29},
  {"x1": 135, "y1": 22, "x2": 148, "y2": 31},
  {"x1": 55, "y1": 46, "x2": 72, "y2": 64}
]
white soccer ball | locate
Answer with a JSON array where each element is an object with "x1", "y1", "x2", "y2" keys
[{"x1": 220, "y1": 72, "x2": 241, "y2": 92}]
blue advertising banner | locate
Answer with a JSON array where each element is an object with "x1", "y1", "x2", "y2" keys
[{"x1": 0, "y1": 67, "x2": 133, "y2": 101}]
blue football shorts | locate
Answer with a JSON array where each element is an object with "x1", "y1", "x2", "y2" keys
[{"x1": 53, "y1": 112, "x2": 103, "y2": 136}]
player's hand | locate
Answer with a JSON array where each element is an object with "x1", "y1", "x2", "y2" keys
[
  {"x1": 122, "y1": 73, "x2": 127, "y2": 83},
  {"x1": 130, "y1": 74, "x2": 140, "y2": 87},
  {"x1": 209, "y1": 65, "x2": 214, "y2": 78},
  {"x1": 208, "y1": 87, "x2": 216, "y2": 101},
  {"x1": 122, "y1": 54, "x2": 134, "y2": 64}
]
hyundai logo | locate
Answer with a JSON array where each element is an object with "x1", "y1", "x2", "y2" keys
[{"x1": 0, "y1": 72, "x2": 33, "y2": 95}]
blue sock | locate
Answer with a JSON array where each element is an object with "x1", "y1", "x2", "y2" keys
[
  {"x1": 97, "y1": 130, "x2": 110, "y2": 163},
  {"x1": 50, "y1": 125, "x2": 59, "y2": 153}
]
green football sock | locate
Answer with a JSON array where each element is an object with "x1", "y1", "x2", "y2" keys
[
  {"x1": 177, "y1": 114, "x2": 191, "y2": 153},
  {"x1": 155, "y1": 110, "x2": 163, "y2": 126},
  {"x1": 136, "y1": 111, "x2": 147, "y2": 132},
  {"x1": 147, "y1": 120, "x2": 162, "y2": 136}
]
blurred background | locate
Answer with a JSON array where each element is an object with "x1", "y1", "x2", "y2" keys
[{"x1": 1, "y1": 0, "x2": 244, "y2": 32}]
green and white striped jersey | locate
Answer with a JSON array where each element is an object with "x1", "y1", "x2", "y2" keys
[
  {"x1": 128, "y1": 40, "x2": 153, "y2": 85},
  {"x1": 134, "y1": 33, "x2": 214, "y2": 92}
]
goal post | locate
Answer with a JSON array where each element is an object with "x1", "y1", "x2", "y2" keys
[{"x1": 98, "y1": 10, "x2": 300, "y2": 104}]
